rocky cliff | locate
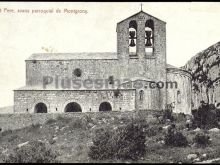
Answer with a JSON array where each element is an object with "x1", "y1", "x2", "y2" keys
[{"x1": 182, "y1": 41, "x2": 220, "y2": 109}]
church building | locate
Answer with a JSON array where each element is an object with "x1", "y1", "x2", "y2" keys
[{"x1": 14, "y1": 10, "x2": 192, "y2": 114}]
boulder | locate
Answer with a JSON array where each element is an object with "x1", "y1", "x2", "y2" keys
[
  {"x1": 163, "y1": 125, "x2": 170, "y2": 130},
  {"x1": 209, "y1": 128, "x2": 220, "y2": 133},
  {"x1": 187, "y1": 154, "x2": 197, "y2": 160},
  {"x1": 202, "y1": 153, "x2": 207, "y2": 159},
  {"x1": 194, "y1": 158, "x2": 200, "y2": 162},
  {"x1": 17, "y1": 141, "x2": 29, "y2": 148},
  {"x1": 53, "y1": 137, "x2": 58, "y2": 141},
  {"x1": 193, "y1": 127, "x2": 201, "y2": 132}
]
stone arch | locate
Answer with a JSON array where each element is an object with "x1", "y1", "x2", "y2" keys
[
  {"x1": 99, "y1": 102, "x2": 112, "y2": 112},
  {"x1": 64, "y1": 102, "x2": 82, "y2": 112},
  {"x1": 34, "y1": 102, "x2": 47, "y2": 113}
]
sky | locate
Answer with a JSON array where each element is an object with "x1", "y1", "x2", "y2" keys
[{"x1": 0, "y1": 2, "x2": 220, "y2": 107}]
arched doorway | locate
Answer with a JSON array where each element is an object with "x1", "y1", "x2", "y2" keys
[
  {"x1": 34, "y1": 102, "x2": 47, "y2": 113},
  {"x1": 99, "y1": 102, "x2": 112, "y2": 112},
  {"x1": 65, "y1": 102, "x2": 82, "y2": 112}
]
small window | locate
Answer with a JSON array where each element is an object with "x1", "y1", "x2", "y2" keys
[
  {"x1": 139, "y1": 90, "x2": 144, "y2": 101},
  {"x1": 177, "y1": 90, "x2": 181, "y2": 103},
  {"x1": 109, "y1": 76, "x2": 114, "y2": 84},
  {"x1": 73, "y1": 68, "x2": 82, "y2": 77}
]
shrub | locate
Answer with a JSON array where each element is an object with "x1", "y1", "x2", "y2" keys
[
  {"x1": 175, "y1": 113, "x2": 186, "y2": 122},
  {"x1": 1, "y1": 129, "x2": 13, "y2": 136},
  {"x1": 7, "y1": 135, "x2": 19, "y2": 142},
  {"x1": 162, "y1": 104, "x2": 175, "y2": 123},
  {"x1": 30, "y1": 123, "x2": 41, "y2": 129},
  {"x1": 193, "y1": 132, "x2": 210, "y2": 147},
  {"x1": 69, "y1": 117, "x2": 87, "y2": 129},
  {"x1": 88, "y1": 121, "x2": 147, "y2": 161},
  {"x1": 164, "y1": 126, "x2": 188, "y2": 147},
  {"x1": 89, "y1": 127, "x2": 112, "y2": 160},
  {"x1": 192, "y1": 103, "x2": 219, "y2": 129},
  {"x1": 56, "y1": 115, "x2": 71, "y2": 123},
  {"x1": 3, "y1": 140, "x2": 59, "y2": 163},
  {"x1": 46, "y1": 118, "x2": 57, "y2": 125},
  {"x1": 145, "y1": 126, "x2": 161, "y2": 137}
]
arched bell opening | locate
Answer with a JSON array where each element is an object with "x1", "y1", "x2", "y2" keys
[
  {"x1": 129, "y1": 20, "x2": 137, "y2": 56},
  {"x1": 145, "y1": 19, "x2": 154, "y2": 55}
]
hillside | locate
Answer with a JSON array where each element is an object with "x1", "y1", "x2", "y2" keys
[
  {"x1": 182, "y1": 41, "x2": 220, "y2": 109},
  {"x1": 0, "y1": 106, "x2": 13, "y2": 114},
  {"x1": 0, "y1": 111, "x2": 220, "y2": 163}
]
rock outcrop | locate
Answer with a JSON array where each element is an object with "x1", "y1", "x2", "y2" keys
[{"x1": 182, "y1": 41, "x2": 220, "y2": 109}]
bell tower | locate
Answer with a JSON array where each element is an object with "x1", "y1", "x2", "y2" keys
[
  {"x1": 116, "y1": 9, "x2": 167, "y2": 110},
  {"x1": 116, "y1": 10, "x2": 166, "y2": 61}
]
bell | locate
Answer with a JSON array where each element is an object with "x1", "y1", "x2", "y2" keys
[
  {"x1": 129, "y1": 31, "x2": 135, "y2": 38},
  {"x1": 145, "y1": 40, "x2": 152, "y2": 47},
  {"x1": 145, "y1": 31, "x2": 152, "y2": 47},
  {"x1": 129, "y1": 39, "x2": 136, "y2": 47}
]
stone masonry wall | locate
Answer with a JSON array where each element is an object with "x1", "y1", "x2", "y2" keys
[
  {"x1": 14, "y1": 89, "x2": 136, "y2": 113},
  {"x1": 116, "y1": 12, "x2": 167, "y2": 109},
  {"x1": 167, "y1": 69, "x2": 192, "y2": 114}
]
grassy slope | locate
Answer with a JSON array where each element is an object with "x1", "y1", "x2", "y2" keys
[{"x1": 0, "y1": 111, "x2": 220, "y2": 163}]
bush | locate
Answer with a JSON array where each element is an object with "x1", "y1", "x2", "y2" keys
[
  {"x1": 3, "y1": 140, "x2": 59, "y2": 163},
  {"x1": 175, "y1": 113, "x2": 186, "y2": 122},
  {"x1": 162, "y1": 104, "x2": 175, "y2": 123},
  {"x1": 89, "y1": 127, "x2": 113, "y2": 160},
  {"x1": 164, "y1": 126, "x2": 188, "y2": 147},
  {"x1": 88, "y1": 121, "x2": 147, "y2": 161},
  {"x1": 193, "y1": 132, "x2": 210, "y2": 147},
  {"x1": 56, "y1": 115, "x2": 71, "y2": 123},
  {"x1": 46, "y1": 118, "x2": 57, "y2": 124},
  {"x1": 192, "y1": 103, "x2": 219, "y2": 129},
  {"x1": 1, "y1": 129, "x2": 13, "y2": 136},
  {"x1": 145, "y1": 125, "x2": 161, "y2": 137}
]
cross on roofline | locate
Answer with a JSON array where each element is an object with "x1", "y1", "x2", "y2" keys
[{"x1": 141, "y1": 3, "x2": 143, "y2": 11}]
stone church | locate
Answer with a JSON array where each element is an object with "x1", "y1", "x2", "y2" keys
[{"x1": 14, "y1": 10, "x2": 192, "y2": 114}]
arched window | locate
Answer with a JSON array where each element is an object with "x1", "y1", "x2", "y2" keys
[
  {"x1": 139, "y1": 90, "x2": 144, "y2": 101},
  {"x1": 129, "y1": 20, "x2": 137, "y2": 56},
  {"x1": 65, "y1": 102, "x2": 82, "y2": 112},
  {"x1": 34, "y1": 102, "x2": 47, "y2": 113},
  {"x1": 99, "y1": 102, "x2": 112, "y2": 112},
  {"x1": 177, "y1": 90, "x2": 181, "y2": 103},
  {"x1": 145, "y1": 19, "x2": 154, "y2": 55}
]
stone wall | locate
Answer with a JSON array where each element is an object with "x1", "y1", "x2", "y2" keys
[
  {"x1": 26, "y1": 59, "x2": 159, "y2": 89},
  {"x1": 14, "y1": 89, "x2": 136, "y2": 113},
  {"x1": 26, "y1": 59, "x2": 118, "y2": 87},
  {"x1": 167, "y1": 68, "x2": 192, "y2": 114}
]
